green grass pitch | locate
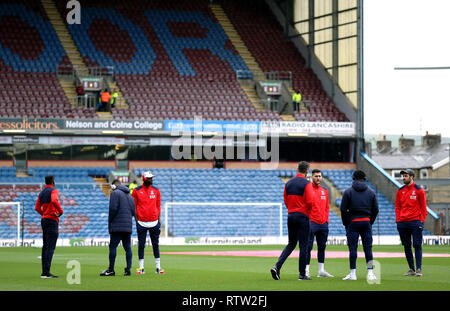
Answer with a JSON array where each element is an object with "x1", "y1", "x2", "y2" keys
[{"x1": 0, "y1": 244, "x2": 449, "y2": 291}]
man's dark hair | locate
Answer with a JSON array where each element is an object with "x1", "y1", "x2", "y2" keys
[
  {"x1": 297, "y1": 161, "x2": 310, "y2": 174},
  {"x1": 311, "y1": 169, "x2": 322, "y2": 175},
  {"x1": 112, "y1": 179, "x2": 120, "y2": 186},
  {"x1": 45, "y1": 175, "x2": 54, "y2": 185},
  {"x1": 353, "y1": 170, "x2": 366, "y2": 181}
]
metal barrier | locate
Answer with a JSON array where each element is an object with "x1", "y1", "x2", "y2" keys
[
  {"x1": 236, "y1": 70, "x2": 292, "y2": 86},
  {"x1": 71, "y1": 95, "x2": 128, "y2": 109}
]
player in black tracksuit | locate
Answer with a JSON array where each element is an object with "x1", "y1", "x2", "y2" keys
[{"x1": 340, "y1": 170, "x2": 379, "y2": 281}]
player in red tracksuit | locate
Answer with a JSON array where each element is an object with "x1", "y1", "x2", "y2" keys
[
  {"x1": 395, "y1": 169, "x2": 427, "y2": 277},
  {"x1": 132, "y1": 171, "x2": 164, "y2": 274},
  {"x1": 271, "y1": 161, "x2": 314, "y2": 281},
  {"x1": 305, "y1": 169, "x2": 334, "y2": 278},
  {"x1": 35, "y1": 175, "x2": 63, "y2": 278}
]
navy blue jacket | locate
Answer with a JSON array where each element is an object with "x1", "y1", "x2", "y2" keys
[
  {"x1": 108, "y1": 185, "x2": 135, "y2": 234},
  {"x1": 340, "y1": 180, "x2": 379, "y2": 227}
]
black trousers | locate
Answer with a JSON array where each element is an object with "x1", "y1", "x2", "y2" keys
[
  {"x1": 41, "y1": 218, "x2": 59, "y2": 275},
  {"x1": 109, "y1": 232, "x2": 132, "y2": 272},
  {"x1": 346, "y1": 221, "x2": 373, "y2": 270},
  {"x1": 275, "y1": 212, "x2": 310, "y2": 277},
  {"x1": 136, "y1": 222, "x2": 161, "y2": 260}
]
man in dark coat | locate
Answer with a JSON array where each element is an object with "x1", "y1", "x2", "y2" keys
[
  {"x1": 340, "y1": 170, "x2": 379, "y2": 281},
  {"x1": 100, "y1": 179, "x2": 135, "y2": 276}
]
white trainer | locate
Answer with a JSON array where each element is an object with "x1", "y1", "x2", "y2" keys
[
  {"x1": 318, "y1": 270, "x2": 334, "y2": 277},
  {"x1": 343, "y1": 273, "x2": 357, "y2": 280},
  {"x1": 367, "y1": 272, "x2": 377, "y2": 281}
]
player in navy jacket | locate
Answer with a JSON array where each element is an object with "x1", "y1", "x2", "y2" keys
[
  {"x1": 340, "y1": 170, "x2": 378, "y2": 281},
  {"x1": 271, "y1": 161, "x2": 314, "y2": 281},
  {"x1": 35, "y1": 175, "x2": 63, "y2": 278},
  {"x1": 100, "y1": 179, "x2": 135, "y2": 277}
]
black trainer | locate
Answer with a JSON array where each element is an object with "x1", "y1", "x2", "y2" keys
[
  {"x1": 298, "y1": 275, "x2": 312, "y2": 280},
  {"x1": 124, "y1": 268, "x2": 131, "y2": 276},
  {"x1": 270, "y1": 267, "x2": 280, "y2": 280},
  {"x1": 100, "y1": 269, "x2": 115, "y2": 276}
]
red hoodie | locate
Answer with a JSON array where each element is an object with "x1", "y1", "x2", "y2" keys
[
  {"x1": 132, "y1": 185, "x2": 161, "y2": 222},
  {"x1": 309, "y1": 183, "x2": 329, "y2": 224},
  {"x1": 35, "y1": 185, "x2": 63, "y2": 223},
  {"x1": 395, "y1": 182, "x2": 427, "y2": 223}
]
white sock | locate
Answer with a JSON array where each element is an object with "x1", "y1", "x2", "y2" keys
[
  {"x1": 318, "y1": 263, "x2": 324, "y2": 272},
  {"x1": 139, "y1": 259, "x2": 144, "y2": 269},
  {"x1": 305, "y1": 265, "x2": 310, "y2": 273},
  {"x1": 368, "y1": 268, "x2": 374, "y2": 275},
  {"x1": 350, "y1": 269, "x2": 356, "y2": 277},
  {"x1": 155, "y1": 258, "x2": 160, "y2": 269}
]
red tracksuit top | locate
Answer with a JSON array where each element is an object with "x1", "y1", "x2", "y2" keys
[
  {"x1": 283, "y1": 174, "x2": 313, "y2": 217},
  {"x1": 395, "y1": 182, "x2": 427, "y2": 223},
  {"x1": 35, "y1": 185, "x2": 64, "y2": 223},
  {"x1": 132, "y1": 185, "x2": 161, "y2": 222},
  {"x1": 309, "y1": 183, "x2": 329, "y2": 224}
]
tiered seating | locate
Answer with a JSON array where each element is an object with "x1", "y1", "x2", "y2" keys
[
  {"x1": 220, "y1": 0, "x2": 348, "y2": 122},
  {"x1": 323, "y1": 169, "x2": 432, "y2": 235},
  {"x1": 0, "y1": 166, "x2": 114, "y2": 239},
  {"x1": 1, "y1": 166, "x2": 418, "y2": 238},
  {"x1": 58, "y1": 0, "x2": 281, "y2": 121},
  {"x1": 0, "y1": 2, "x2": 99, "y2": 118}
]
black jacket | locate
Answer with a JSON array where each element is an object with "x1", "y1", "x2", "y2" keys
[
  {"x1": 340, "y1": 180, "x2": 379, "y2": 227},
  {"x1": 108, "y1": 185, "x2": 135, "y2": 233}
]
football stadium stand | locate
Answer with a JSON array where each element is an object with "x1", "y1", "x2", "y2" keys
[
  {"x1": 0, "y1": 166, "x2": 432, "y2": 239},
  {"x1": 0, "y1": 0, "x2": 351, "y2": 121}
]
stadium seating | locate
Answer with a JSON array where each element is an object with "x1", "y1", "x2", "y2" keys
[
  {"x1": 323, "y1": 169, "x2": 432, "y2": 235},
  {"x1": 0, "y1": 2, "x2": 101, "y2": 118},
  {"x1": 220, "y1": 0, "x2": 348, "y2": 122},
  {"x1": 0, "y1": 166, "x2": 432, "y2": 239},
  {"x1": 1, "y1": 0, "x2": 351, "y2": 122},
  {"x1": 0, "y1": 166, "x2": 114, "y2": 239}
]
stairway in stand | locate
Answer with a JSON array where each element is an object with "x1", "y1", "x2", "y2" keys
[
  {"x1": 41, "y1": 0, "x2": 88, "y2": 108},
  {"x1": 93, "y1": 177, "x2": 111, "y2": 198},
  {"x1": 210, "y1": 4, "x2": 266, "y2": 112}
]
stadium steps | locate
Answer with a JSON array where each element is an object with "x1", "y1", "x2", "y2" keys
[
  {"x1": 96, "y1": 112, "x2": 113, "y2": 119},
  {"x1": 240, "y1": 84, "x2": 265, "y2": 111},
  {"x1": 106, "y1": 80, "x2": 128, "y2": 109},
  {"x1": 209, "y1": 4, "x2": 266, "y2": 112},
  {"x1": 280, "y1": 115, "x2": 296, "y2": 121},
  {"x1": 41, "y1": 0, "x2": 88, "y2": 107},
  {"x1": 59, "y1": 80, "x2": 77, "y2": 106},
  {"x1": 93, "y1": 177, "x2": 110, "y2": 198}
]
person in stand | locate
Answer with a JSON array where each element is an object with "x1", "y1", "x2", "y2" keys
[
  {"x1": 305, "y1": 169, "x2": 334, "y2": 278},
  {"x1": 271, "y1": 161, "x2": 314, "y2": 281},
  {"x1": 292, "y1": 90, "x2": 302, "y2": 111},
  {"x1": 340, "y1": 170, "x2": 379, "y2": 281},
  {"x1": 76, "y1": 84, "x2": 85, "y2": 107},
  {"x1": 395, "y1": 169, "x2": 427, "y2": 277},
  {"x1": 128, "y1": 179, "x2": 138, "y2": 195},
  {"x1": 35, "y1": 175, "x2": 63, "y2": 278},
  {"x1": 99, "y1": 89, "x2": 111, "y2": 112},
  {"x1": 111, "y1": 89, "x2": 118, "y2": 109},
  {"x1": 132, "y1": 171, "x2": 164, "y2": 274},
  {"x1": 100, "y1": 179, "x2": 135, "y2": 276}
]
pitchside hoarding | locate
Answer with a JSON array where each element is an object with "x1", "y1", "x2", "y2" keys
[
  {"x1": 0, "y1": 118, "x2": 163, "y2": 131},
  {"x1": 1, "y1": 235, "x2": 449, "y2": 247},
  {"x1": 0, "y1": 118, "x2": 356, "y2": 136}
]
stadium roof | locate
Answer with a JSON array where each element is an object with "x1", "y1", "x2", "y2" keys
[{"x1": 371, "y1": 143, "x2": 450, "y2": 170}]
